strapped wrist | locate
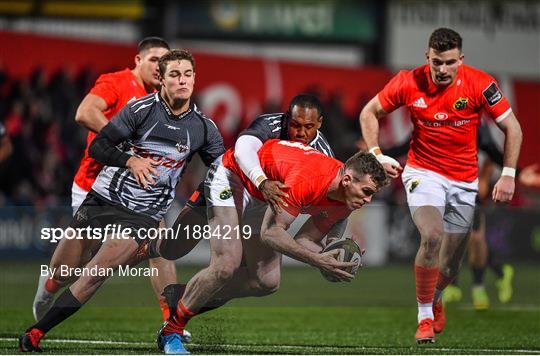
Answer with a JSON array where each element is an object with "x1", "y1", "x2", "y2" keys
[
  {"x1": 369, "y1": 146, "x2": 382, "y2": 156},
  {"x1": 501, "y1": 167, "x2": 516, "y2": 178},
  {"x1": 256, "y1": 176, "x2": 268, "y2": 190}
]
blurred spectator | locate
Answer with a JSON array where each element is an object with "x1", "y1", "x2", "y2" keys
[{"x1": 0, "y1": 67, "x2": 96, "y2": 206}]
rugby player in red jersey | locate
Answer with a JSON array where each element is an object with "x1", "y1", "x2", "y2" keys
[
  {"x1": 359, "y1": 28, "x2": 523, "y2": 343},
  {"x1": 31, "y1": 37, "x2": 178, "y2": 324},
  {"x1": 156, "y1": 139, "x2": 388, "y2": 353}
]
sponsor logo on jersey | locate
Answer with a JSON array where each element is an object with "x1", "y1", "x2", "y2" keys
[
  {"x1": 134, "y1": 147, "x2": 186, "y2": 169},
  {"x1": 219, "y1": 188, "x2": 233, "y2": 200},
  {"x1": 453, "y1": 97, "x2": 469, "y2": 110},
  {"x1": 434, "y1": 112, "x2": 448, "y2": 121},
  {"x1": 164, "y1": 124, "x2": 181, "y2": 130},
  {"x1": 483, "y1": 82, "x2": 503, "y2": 106},
  {"x1": 421, "y1": 119, "x2": 470, "y2": 127},
  {"x1": 412, "y1": 97, "x2": 427, "y2": 108}
]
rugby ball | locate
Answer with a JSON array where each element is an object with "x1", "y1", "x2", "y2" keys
[{"x1": 320, "y1": 238, "x2": 362, "y2": 282}]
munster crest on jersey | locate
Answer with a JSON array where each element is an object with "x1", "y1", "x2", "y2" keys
[
  {"x1": 219, "y1": 188, "x2": 233, "y2": 200},
  {"x1": 453, "y1": 97, "x2": 468, "y2": 110}
]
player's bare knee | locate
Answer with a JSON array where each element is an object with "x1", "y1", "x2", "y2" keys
[
  {"x1": 420, "y1": 223, "x2": 443, "y2": 240},
  {"x1": 420, "y1": 234, "x2": 442, "y2": 254},
  {"x1": 212, "y1": 260, "x2": 239, "y2": 282},
  {"x1": 257, "y1": 276, "x2": 280, "y2": 296}
]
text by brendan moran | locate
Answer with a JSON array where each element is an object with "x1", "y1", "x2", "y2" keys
[{"x1": 41, "y1": 265, "x2": 158, "y2": 278}]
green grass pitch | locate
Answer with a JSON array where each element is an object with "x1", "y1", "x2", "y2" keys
[{"x1": 1, "y1": 261, "x2": 539, "y2": 354}]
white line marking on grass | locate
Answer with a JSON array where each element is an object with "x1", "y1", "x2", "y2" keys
[{"x1": 2, "y1": 337, "x2": 539, "y2": 354}]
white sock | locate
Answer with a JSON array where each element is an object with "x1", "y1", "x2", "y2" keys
[{"x1": 417, "y1": 302, "x2": 434, "y2": 323}]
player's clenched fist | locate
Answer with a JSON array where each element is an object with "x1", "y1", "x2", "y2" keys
[{"x1": 127, "y1": 156, "x2": 161, "y2": 189}]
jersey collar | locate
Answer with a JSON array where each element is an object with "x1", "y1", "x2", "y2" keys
[
  {"x1": 308, "y1": 131, "x2": 321, "y2": 147},
  {"x1": 157, "y1": 92, "x2": 193, "y2": 120}
]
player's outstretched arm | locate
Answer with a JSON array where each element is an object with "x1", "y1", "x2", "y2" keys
[
  {"x1": 359, "y1": 96, "x2": 402, "y2": 178},
  {"x1": 260, "y1": 208, "x2": 355, "y2": 281},
  {"x1": 75, "y1": 94, "x2": 110, "y2": 133},
  {"x1": 492, "y1": 112, "x2": 523, "y2": 202},
  {"x1": 234, "y1": 135, "x2": 289, "y2": 212}
]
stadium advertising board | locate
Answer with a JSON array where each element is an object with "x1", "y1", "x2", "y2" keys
[
  {"x1": 169, "y1": 0, "x2": 379, "y2": 43},
  {"x1": 387, "y1": 0, "x2": 540, "y2": 78}
]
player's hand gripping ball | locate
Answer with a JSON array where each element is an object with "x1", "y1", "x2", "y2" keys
[{"x1": 320, "y1": 238, "x2": 362, "y2": 282}]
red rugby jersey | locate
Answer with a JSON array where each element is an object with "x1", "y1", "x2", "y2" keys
[
  {"x1": 222, "y1": 139, "x2": 351, "y2": 233},
  {"x1": 73, "y1": 68, "x2": 148, "y2": 191},
  {"x1": 378, "y1": 64, "x2": 512, "y2": 182}
]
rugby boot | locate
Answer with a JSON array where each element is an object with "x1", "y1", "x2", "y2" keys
[
  {"x1": 432, "y1": 299, "x2": 446, "y2": 333},
  {"x1": 19, "y1": 328, "x2": 44, "y2": 353},
  {"x1": 415, "y1": 318, "x2": 435, "y2": 344},
  {"x1": 496, "y1": 264, "x2": 514, "y2": 303}
]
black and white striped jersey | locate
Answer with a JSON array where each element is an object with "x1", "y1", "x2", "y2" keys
[
  {"x1": 239, "y1": 113, "x2": 334, "y2": 157},
  {"x1": 92, "y1": 92, "x2": 224, "y2": 220}
]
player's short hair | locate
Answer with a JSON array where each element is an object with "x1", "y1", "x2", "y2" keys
[
  {"x1": 344, "y1": 151, "x2": 388, "y2": 189},
  {"x1": 428, "y1": 28, "x2": 462, "y2": 52},
  {"x1": 158, "y1": 49, "x2": 196, "y2": 75},
  {"x1": 137, "y1": 36, "x2": 170, "y2": 53},
  {"x1": 288, "y1": 94, "x2": 323, "y2": 118}
]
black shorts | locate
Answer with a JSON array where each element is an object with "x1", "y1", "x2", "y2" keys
[{"x1": 70, "y1": 190, "x2": 159, "y2": 245}]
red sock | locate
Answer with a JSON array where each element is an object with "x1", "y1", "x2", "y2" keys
[
  {"x1": 159, "y1": 296, "x2": 170, "y2": 321},
  {"x1": 162, "y1": 301, "x2": 196, "y2": 336},
  {"x1": 45, "y1": 278, "x2": 61, "y2": 293},
  {"x1": 415, "y1": 265, "x2": 439, "y2": 303}
]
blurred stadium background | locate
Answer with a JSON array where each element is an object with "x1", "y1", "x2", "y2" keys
[{"x1": 0, "y1": 0, "x2": 539, "y2": 354}]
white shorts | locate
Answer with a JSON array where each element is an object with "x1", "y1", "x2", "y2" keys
[
  {"x1": 71, "y1": 182, "x2": 89, "y2": 216},
  {"x1": 204, "y1": 155, "x2": 268, "y2": 235},
  {"x1": 401, "y1": 165, "x2": 478, "y2": 234}
]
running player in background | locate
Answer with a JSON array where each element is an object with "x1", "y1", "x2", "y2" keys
[
  {"x1": 19, "y1": 49, "x2": 225, "y2": 353},
  {"x1": 359, "y1": 28, "x2": 523, "y2": 343},
  {"x1": 31, "y1": 37, "x2": 177, "y2": 323},
  {"x1": 364, "y1": 120, "x2": 538, "y2": 310}
]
